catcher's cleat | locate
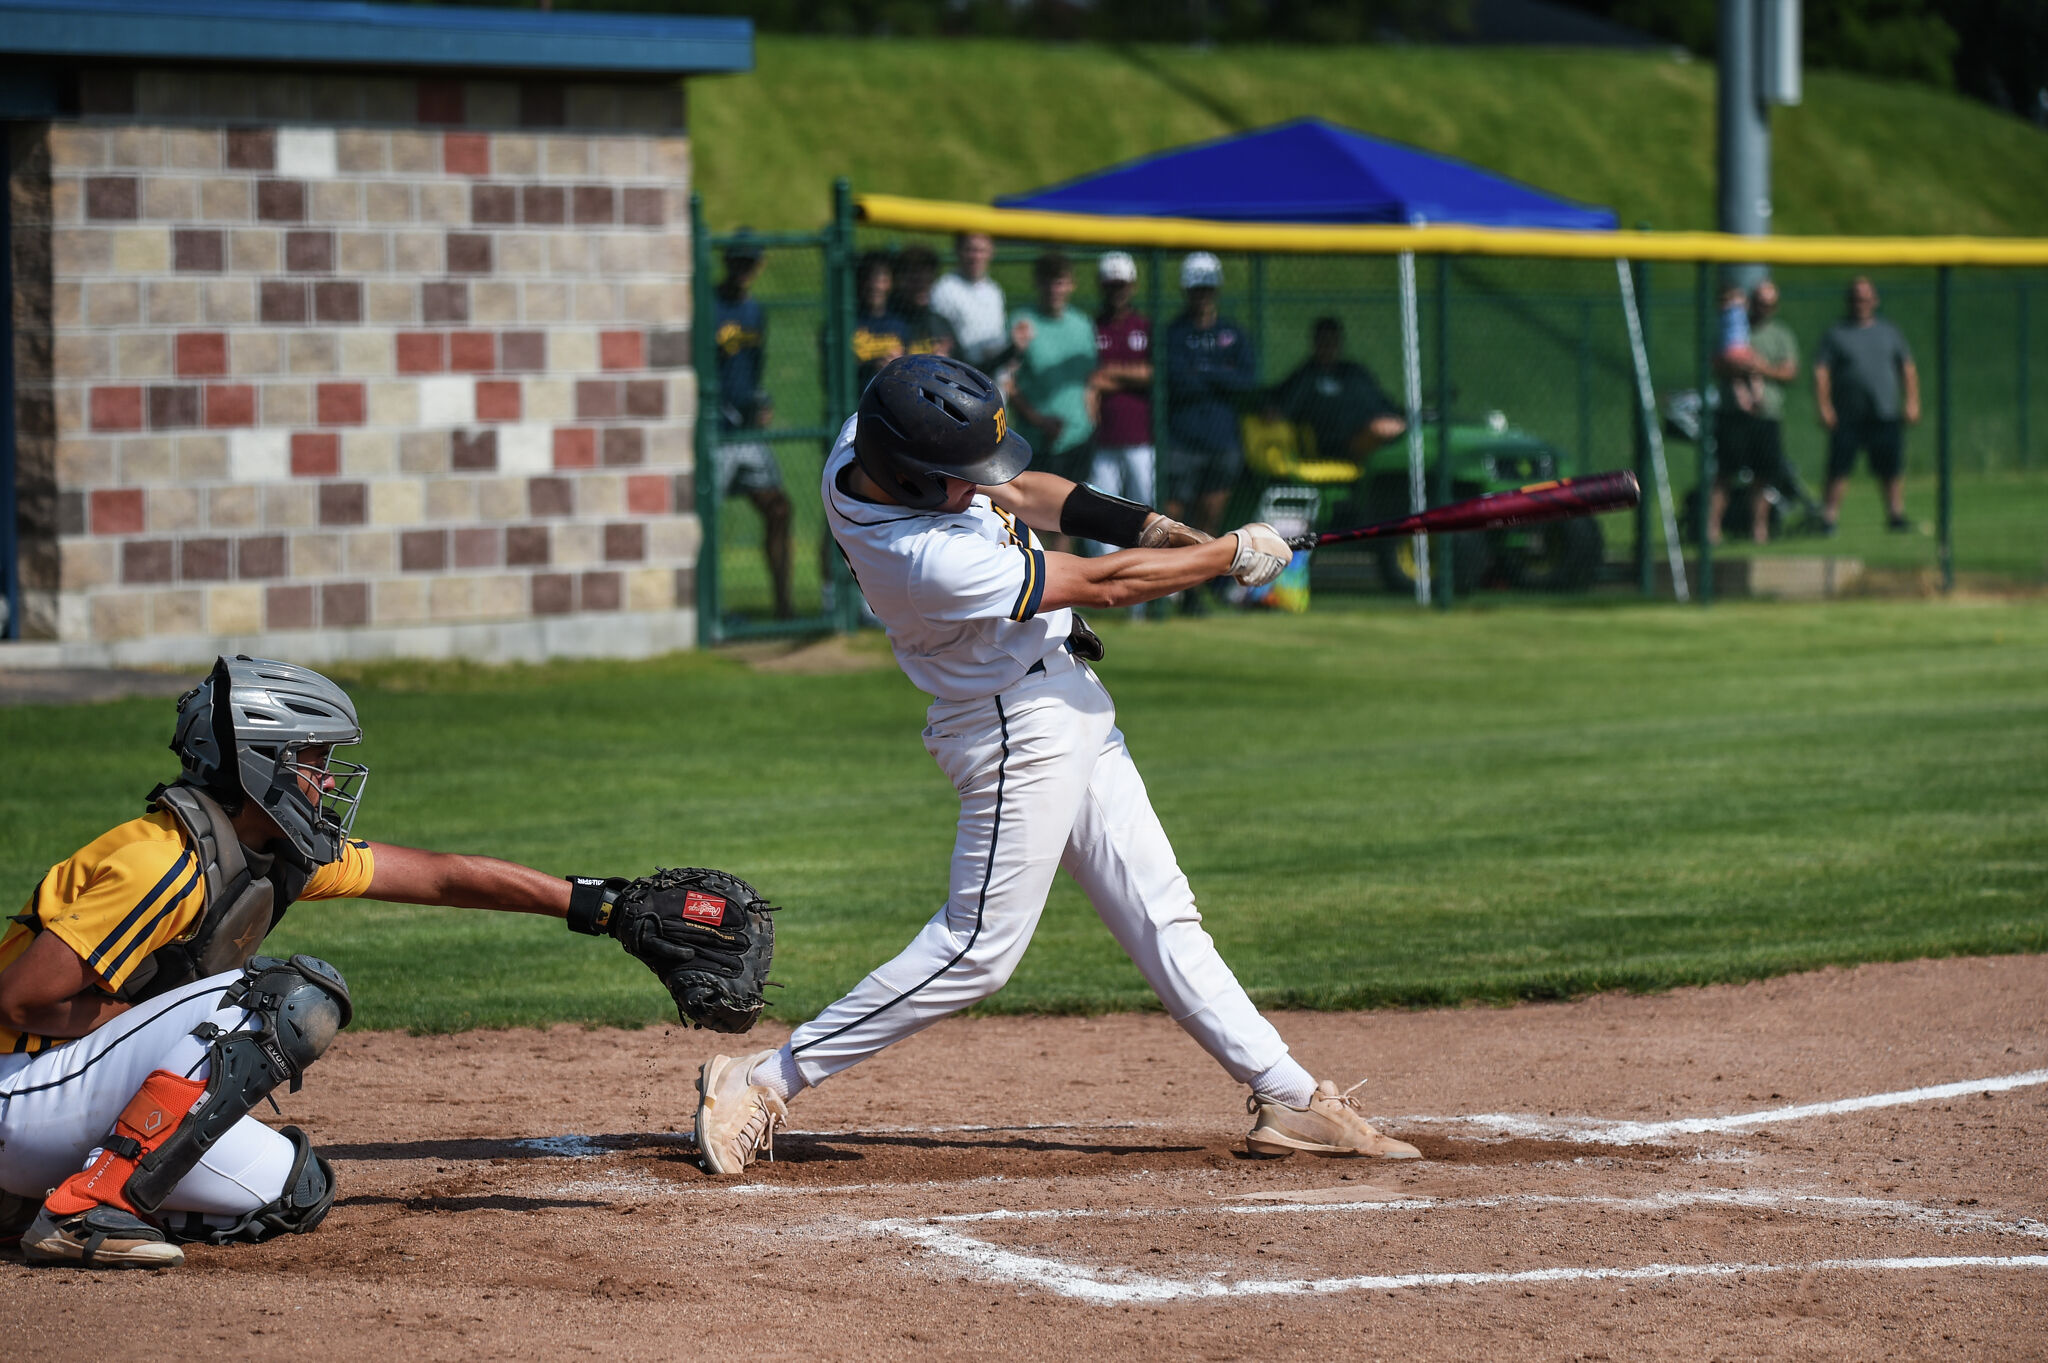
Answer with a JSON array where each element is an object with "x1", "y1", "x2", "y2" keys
[
  {"x1": 695, "y1": 1049, "x2": 787, "y2": 1175},
  {"x1": 0, "y1": 1189, "x2": 38, "y2": 1247},
  {"x1": 1245, "y1": 1079, "x2": 1422, "y2": 1160},
  {"x1": 22, "y1": 1205, "x2": 184, "y2": 1268}
]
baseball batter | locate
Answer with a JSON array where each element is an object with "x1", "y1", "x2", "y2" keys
[
  {"x1": 693, "y1": 355, "x2": 1419, "y2": 1172},
  {"x1": 0, "y1": 656, "x2": 771, "y2": 1268}
]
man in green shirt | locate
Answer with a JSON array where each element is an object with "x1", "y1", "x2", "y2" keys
[
  {"x1": 1005, "y1": 252, "x2": 1098, "y2": 484},
  {"x1": 1710, "y1": 280, "x2": 1808, "y2": 545}
]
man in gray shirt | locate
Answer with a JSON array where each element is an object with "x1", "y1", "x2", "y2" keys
[{"x1": 1815, "y1": 276, "x2": 1920, "y2": 533}]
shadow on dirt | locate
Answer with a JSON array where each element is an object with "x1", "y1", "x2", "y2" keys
[
  {"x1": 777, "y1": 1130, "x2": 1203, "y2": 1161},
  {"x1": 322, "y1": 1132, "x2": 693, "y2": 1162},
  {"x1": 1400, "y1": 1134, "x2": 1678, "y2": 1164},
  {"x1": 341, "y1": 1193, "x2": 613, "y2": 1214}
]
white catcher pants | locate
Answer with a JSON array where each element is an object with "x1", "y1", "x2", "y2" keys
[
  {"x1": 787, "y1": 650, "x2": 1291, "y2": 1087},
  {"x1": 0, "y1": 971, "x2": 297, "y2": 1215}
]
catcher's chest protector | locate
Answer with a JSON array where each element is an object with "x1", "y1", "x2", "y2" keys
[{"x1": 115, "y1": 785, "x2": 289, "y2": 1003}]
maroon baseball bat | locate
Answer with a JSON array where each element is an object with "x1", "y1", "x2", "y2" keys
[{"x1": 1285, "y1": 470, "x2": 1641, "y2": 552}]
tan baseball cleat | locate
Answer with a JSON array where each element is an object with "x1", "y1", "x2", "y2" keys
[
  {"x1": 21, "y1": 1205, "x2": 185, "y2": 1268},
  {"x1": 695, "y1": 1050, "x2": 788, "y2": 1175},
  {"x1": 1245, "y1": 1079, "x2": 1422, "y2": 1159}
]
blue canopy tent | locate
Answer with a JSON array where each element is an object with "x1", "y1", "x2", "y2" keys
[
  {"x1": 992, "y1": 120, "x2": 1674, "y2": 603},
  {"x1": 995, "y1": 118, "x2": 1617, "y2": 230}
]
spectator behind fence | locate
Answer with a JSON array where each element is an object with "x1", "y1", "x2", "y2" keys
[
  {"x1": 850, "y1": 250, "x2": 911, "y2": 389},
  {"x1": 1164, "y1": 252, "x2": 1259, "y2": 559},
  {"x1": 931, "y1": 232, "x2": 1007, "y2": 368},
  {"x1": 891, "y1": 244, "x2": 956, "y2": 359},
  {"x1": 1004, "y1": 251, "x2": 1097, "y2": 485},
  {"x1": 1719, "y1": 285, "x2": 1765, "y2": 415},
  {"x1": 1710, "y1": 279, "x2": 1810, "y2": 546},
  {"x1": 711, "y1": 233, "x2": 793, "y2": 619},
  {"x1": 1815, "y1": 276, "x2": 1920, "y2": 535},
  {"x1": 1267, "y1": 316, "x2": 1405, "y2": 464},
  {"x1": 1084, "y1": 252, "x2": 1156, "y2": 553}
]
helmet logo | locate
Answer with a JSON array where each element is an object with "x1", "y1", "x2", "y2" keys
[{"x1": 993, "y1": 406, "x2": 1007, "y2": 445}]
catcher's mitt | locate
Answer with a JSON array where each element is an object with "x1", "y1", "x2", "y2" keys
[{"x1": 568, "y1": 868, "x2": 775, "y2": 1033}]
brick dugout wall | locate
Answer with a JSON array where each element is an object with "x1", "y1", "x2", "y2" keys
[{"x1": 10, "y1": 70, "x2": 699, "y2": 663}]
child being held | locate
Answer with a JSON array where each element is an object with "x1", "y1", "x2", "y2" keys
[{"x1": 1720, "y1": 286, "x2": 1763, "y2": 413}]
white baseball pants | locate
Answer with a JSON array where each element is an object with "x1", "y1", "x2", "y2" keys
[
  {"x1": 0, "y1": 971, "x2": 296, "y2": 1215},
  {"x1": 787, "y1": 650, "x2": 1291, "y2": 1086}
]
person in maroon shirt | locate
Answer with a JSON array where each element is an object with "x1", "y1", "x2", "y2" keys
[{"x1": 1083, "y1": 252, "x2": 1157, "y2": 556}]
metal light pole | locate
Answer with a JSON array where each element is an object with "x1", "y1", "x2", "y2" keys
[{"x1": 1718, "y1": 0, "x2": 1801, "y2": 287}]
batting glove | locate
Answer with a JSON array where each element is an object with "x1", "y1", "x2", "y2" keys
[{"x1": 1228, "y1": 523, "x2": 1291, "y2": 588}]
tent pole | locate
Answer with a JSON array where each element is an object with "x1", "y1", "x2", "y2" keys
[
  {"x1": 1249, "y1": 254, "x2": 1267, "y2": 385},
  {"x1": 1693, "y1": 261, "x2": 1716, "y2": 607},
  {"x1": 1398, "y1": 250, "x2": 1430, "y2": 607},
  {"x1": 1434, "y1": 253, "x2": 1453, "y2": 610},
  {"x1": 1616, "y1": 257, "x2": 1688, "y2": 602}
]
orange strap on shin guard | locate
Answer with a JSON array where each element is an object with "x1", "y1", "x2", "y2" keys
[{"x1": 44, "y1": 1070, "x2": 207, "y2": 1218}]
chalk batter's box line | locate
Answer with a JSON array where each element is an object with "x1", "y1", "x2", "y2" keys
[
  {"x1": 913, "y1": 1188, "x2": 2048, "y2": 1240},
  {"x1": 1399, "y1": 1066, "x2": 2048, "y2": 1145},
  {"x1": 861, "y1": 1189, "x2": 2048, "y2": 1305},
  {"x1": 877, "y1": 1227, "x2": 2048, "y2": 1305}
]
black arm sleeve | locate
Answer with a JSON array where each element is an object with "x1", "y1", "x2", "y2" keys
[{"x1": 1059, "y1": 483, "x2": 1155, "y2": 548}]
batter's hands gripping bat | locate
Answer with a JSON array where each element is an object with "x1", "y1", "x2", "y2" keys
[{"x1": 1284, "y1": 470, "x2": 1641, "y2": 553}]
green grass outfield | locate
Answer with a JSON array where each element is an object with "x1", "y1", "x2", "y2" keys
[
  {"x1": 3, "y1": 601, "x2": 2044, "y2": 1032},
  {"x1": 1729, "y1": 472, "x2": 2048, "y2": 582},
  {"x1": 694, "y1": 39, "x2": 2048, "y2": 235}
]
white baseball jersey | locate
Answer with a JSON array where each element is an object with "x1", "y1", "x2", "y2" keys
[
  {"x1": 784, "y1": 417, "x2": 1303, "y2": 1103},
  {"x1": 822, "y1": 419, "x2": 1072, "y2": 702},
  {"x1": 929, "y1": 272, "x2": 1008, "y2": 368}
]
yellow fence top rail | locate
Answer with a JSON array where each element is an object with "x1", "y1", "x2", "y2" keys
[{"x1": 856, "y1": 194, "x2": 2048, "y2": 268}]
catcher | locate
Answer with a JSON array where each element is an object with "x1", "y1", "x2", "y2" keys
[{"x1": 0, "y1": 655, "x2": 772, "y2": 1269}]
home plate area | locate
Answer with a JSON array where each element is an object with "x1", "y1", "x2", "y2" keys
[{"x1": 7, "y1": 955, "x2": 2047, "y2": 1360}]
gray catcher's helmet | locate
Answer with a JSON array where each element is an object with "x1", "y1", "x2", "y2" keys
[{"x1": 170, "y1": 656, "x2": 368, "y2": 863}]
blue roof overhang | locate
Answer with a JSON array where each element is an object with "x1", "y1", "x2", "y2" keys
[{"x1": 0, "y1": 0, "x2": 753, "y2": 77}]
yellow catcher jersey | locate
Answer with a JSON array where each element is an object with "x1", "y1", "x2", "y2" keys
[{"x1": 0, "y1": 813, "x2": 374, "y2": 1055}]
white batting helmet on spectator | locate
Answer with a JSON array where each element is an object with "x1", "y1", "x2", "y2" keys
[
  {"x1": 1180, "y1": 252, "x2": 1222, "y2": 289},
  {"x1": 1097, "y1": 251, "x2": 1137, "y2": 284}
]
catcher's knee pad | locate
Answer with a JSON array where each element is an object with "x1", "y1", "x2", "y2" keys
[
  {"x1": 161, "y1": 1126, "x2": 336, "y2": 1246},
  {"x1": 121, "y1": 955, "x2": 351, "y2": 1217}
]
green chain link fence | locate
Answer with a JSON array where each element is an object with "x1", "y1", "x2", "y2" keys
[
  {"x1": 690, "y1": 182, "x2": 860, "y2": 645},
  {"x1": 694, "y1": 189, "x2": 2047, "y2": 639}
]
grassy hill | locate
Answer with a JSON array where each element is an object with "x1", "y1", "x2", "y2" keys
[{"x1": 691, "y1": 39, "x2": 2048, "y2": 235}]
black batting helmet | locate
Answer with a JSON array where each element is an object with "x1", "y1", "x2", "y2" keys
[{"x1": 852, "y1": 354, "x2": 1031, "y2": 510}]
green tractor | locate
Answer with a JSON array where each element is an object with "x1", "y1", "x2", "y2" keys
[{"x1": 1345, "y1": 418, "x2": 1606, "y2": 594}]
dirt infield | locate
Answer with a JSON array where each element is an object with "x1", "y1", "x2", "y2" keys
[{"x1": 8, "y1": 953, "x2": 2047, "y2": 1360}]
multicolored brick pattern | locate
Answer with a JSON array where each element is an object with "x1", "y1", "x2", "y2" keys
[{"x1": 11, "y1": 70, "x2": 698, "y2": 658}]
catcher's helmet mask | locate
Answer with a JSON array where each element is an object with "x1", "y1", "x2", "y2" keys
[
  {"x1": 170, "y1": 656, "x2": 369, "y2": 864},
  {"x1": 853, "y1": 354, "x2": 1032, "y2": 511}
]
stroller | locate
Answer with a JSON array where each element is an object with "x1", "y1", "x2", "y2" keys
[{"x1": 1661, "y1": 390, "x2": 1828, "y2": 542}]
